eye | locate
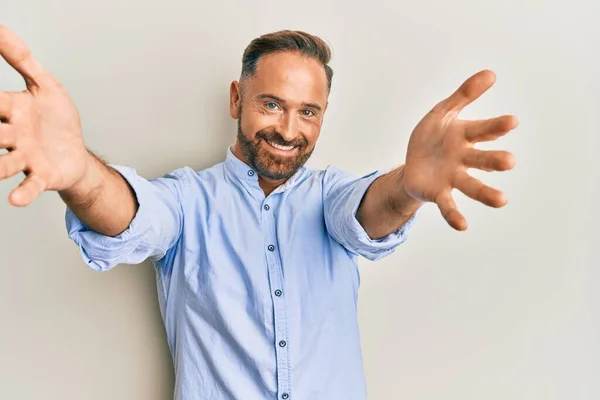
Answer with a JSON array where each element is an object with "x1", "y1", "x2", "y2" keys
[
  {"x1": 267, "y1": 102, "x2": 278, "y2": 109},
  {"x1": 302, "y1": 109, "x2": 315, "y2": 116}
]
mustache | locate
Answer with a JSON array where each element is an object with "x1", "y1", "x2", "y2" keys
[{"x1": 256, "y1": 129, "x2": 307, "y2": 148}]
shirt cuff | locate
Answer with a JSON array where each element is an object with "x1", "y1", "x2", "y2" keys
[
  {"x1": 340, "y1": 171, "x2": 418, "y2": 261},
  {"x1": 65, "y1": 164, "x2": 157, "y2": 271}
]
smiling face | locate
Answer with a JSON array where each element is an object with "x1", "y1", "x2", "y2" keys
[{"x1": 230, "y1": 51, "x2": 329, "y2": 183}]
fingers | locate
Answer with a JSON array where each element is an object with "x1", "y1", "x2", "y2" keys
[
  {"x1": 463, "y1": 148, "x2": 515, "y2": 172},
  {"x1": 464, "y1": 115, "x2": 519, "y2": 143},
  {"x1": 0, "y1": 124, "x2": 17, "y2": 148},
  {"x1": 436, "y1": 190, "x2": 468, "y2": 231},
  {"x1": 437, "y1": 70, "x2": 496, "y2": 114},
  {"x1": 0, "y1": 151, "x2": 26, "y2": 180},
  {"x1": 9, "y1": 173, "x2": 46, "y2": 207},
  {"x1": 0, "y1": 25, "x2": 51, "y2": 90},
  {"x1": 454, "y1": 171, "x2": 507, "y2": 208}
]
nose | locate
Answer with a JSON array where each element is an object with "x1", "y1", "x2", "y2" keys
[{"x1": 278, "y1": 113, "x2": 300, "y2": 142}]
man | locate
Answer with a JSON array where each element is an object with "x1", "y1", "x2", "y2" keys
[{"x1": 0, "y1": 26, "x2": 517, "y2": 399}]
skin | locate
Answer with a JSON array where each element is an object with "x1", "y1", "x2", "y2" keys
[
  {"x1": 0, "y1": 25, "x2": 518, "y2": 239},
  {"x1": 359, "y1": 70, "x2": 518, "y2": 236},
  {"x1": 230, "y1": 52, "x2": 329, "y2": 195}
]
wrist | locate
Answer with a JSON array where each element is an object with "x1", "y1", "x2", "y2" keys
[
  {"x1": 388, "y1": 166, "x2": 423, "y2": 217},
  {"x1": 59, "y1": 151, "x2": 104, "y2": 203}
]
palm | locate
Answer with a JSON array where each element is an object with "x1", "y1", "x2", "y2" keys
[
  {"x1": 402, "y1": 70, "x2": 518, "y2": 230},
  {"x1": 0, "y1": 25, "x2": 87, "y2": 206},
  {"x1": 23, "y1": 83, "x2": 87, "y2": 190}
]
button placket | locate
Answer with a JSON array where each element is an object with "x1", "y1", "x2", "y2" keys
[{"x1": 262, "y1": 195, "x2": 292, "y2": 398}]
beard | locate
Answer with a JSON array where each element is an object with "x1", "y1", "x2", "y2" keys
[{"x1": 236, "y1": 118, "x2": 314, "y2": 180}]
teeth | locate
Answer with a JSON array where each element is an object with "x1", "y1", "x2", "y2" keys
[{"x1": 266, "y1": 140, "x2": 295, "y2": 151}]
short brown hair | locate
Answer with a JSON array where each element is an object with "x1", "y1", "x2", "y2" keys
[{"x1": 240, "y1": 30, "x2": 334, "y2": 92}]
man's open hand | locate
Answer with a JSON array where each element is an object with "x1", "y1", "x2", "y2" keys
[
  {"x1": 402, "y1": 70, "x2": 518, "y2": 231},
  {"x1": 0, "y1": 25, "x2": 88, "y2": 207}
]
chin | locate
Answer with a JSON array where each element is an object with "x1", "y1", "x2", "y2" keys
[
  {"x1": 258, "y1": 164, "x2": 297, "y2": 180},
  {"x1": 254, "y1": 155, "x2": 300, "y2": 180}
]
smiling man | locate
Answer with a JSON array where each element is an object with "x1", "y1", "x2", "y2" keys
[
  {"x1": 232, "y1": 39, "x2": 332, "y2": 194},
  {"x1": 0, "y1": 27, "x2": 517, "y2": 400}
]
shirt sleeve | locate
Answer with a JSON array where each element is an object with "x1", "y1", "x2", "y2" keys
[
  {"x1": 322, "y1": 166, "x2": 417, "y2": 261},
  {"x1": 65, "y1": 164, "x2": 188, "y2": 272}
]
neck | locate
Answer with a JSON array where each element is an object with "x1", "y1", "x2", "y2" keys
[
  {"x1": 257, "y1": 176, "x2": 286, "y2": 196},
  {"x1": 232, "y1": 142, "x2": 288, "y2": 196}
]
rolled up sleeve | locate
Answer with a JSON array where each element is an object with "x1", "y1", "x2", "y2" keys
[
  {"x1": 323, "y1": 166, "x2": 417, "y2": 261},
  {"x1": 65, "y1": 165, "x2": 188, "y2": 272}
]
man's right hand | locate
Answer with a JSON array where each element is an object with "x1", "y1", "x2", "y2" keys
[{"x1": 0, "y1": 25, "x2": 89, "y2": 207}]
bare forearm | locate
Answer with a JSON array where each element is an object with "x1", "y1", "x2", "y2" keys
[
  {"x1": 58, "y1": 151, "x2": 138, "y2": 237},
  {"x1": 356, "y1": 166, "x2": 422, "y2": 239}
]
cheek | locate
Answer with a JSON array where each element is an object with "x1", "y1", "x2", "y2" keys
[
  {"x1": 242, "y1": 111, "x2": 279, "y2": 137},
  {"x1": 302, "y1": 122, "x2": 321, "y2": 145}
]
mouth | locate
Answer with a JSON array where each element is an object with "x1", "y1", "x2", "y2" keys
[{"x1": 263, "y1": 139, "x2": 299, "y2": 155}]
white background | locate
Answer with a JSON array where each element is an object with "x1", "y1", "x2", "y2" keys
[{"x1": 1, "y1": 0, "x2": 598, "y2": 398}]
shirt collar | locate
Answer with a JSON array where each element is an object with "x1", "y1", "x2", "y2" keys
[{"x1": 224, "y1": 145, "x2": 305, "y2": 195}]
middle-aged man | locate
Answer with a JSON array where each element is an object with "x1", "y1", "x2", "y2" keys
[{"x1": 0, "y1": 26, "x2": 518, "y2": 399}]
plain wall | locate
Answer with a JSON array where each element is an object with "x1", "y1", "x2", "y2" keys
[{"x1": 1, "y1": 0, "x2": 598, "y2": 399}]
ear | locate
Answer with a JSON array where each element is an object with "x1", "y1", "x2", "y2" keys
[{"x1": 229, "y1": 81, "x2": 241, "y2": 119}]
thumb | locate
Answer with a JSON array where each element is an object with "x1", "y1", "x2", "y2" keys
[
  {"x1": 9, "y1": 174, "x2": 47, "y2": 207},
  {"x1": 437, "y1": 70, "x2": 496, "y2": 114},
  {"x1": 0, "y1": 25, "x2": 52, "y2": 90}
]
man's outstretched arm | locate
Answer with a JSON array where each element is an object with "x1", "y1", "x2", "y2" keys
[
  {"x1": 357, "y1": 70, "x2": 518, "y2": 239},
  {"x1": 0, "y1": 26, "x2": 187, "y2": 271},
  {"x1": 0, "y1": 25, "x2": 139, "y2": 236}
]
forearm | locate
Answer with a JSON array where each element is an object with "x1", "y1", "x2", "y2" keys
[
  {"x1": 356, "y1": 166, "x2": 422, "y2": 239},
  {"x1": 58, "y1": 151, "x2": 138, "y2": 237}
]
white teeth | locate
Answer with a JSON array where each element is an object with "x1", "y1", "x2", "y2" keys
[{"x1": 266, "y1": 140, "x2": 295, "y2": 151}]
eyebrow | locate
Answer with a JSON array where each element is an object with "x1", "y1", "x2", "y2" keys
[{"x1": 256, "y1": 94, "x2": 323, "y2": 112}]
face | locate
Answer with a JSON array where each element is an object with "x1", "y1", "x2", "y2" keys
[{"x1": 230, "y1": 52, "x2": 329, "y2": 181}]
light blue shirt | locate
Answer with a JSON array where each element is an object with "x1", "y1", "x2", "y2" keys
[{"x1": 65, "y1": 147, "x2": 416, "y2": 400}]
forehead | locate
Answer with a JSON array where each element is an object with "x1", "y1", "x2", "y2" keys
[{"x1": 245, "y1": 52, "x2": 329, "y2": 106}]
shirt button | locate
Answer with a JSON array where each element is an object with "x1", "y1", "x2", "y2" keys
[
  {"x1": 274, "y1": 289, "x2": 282, "y2": 297},
  {"x1": 247, "y1": 170, "x2": 255, "y2": 176},
  {"x1": 268, "y1": 245, "x2": 275, "y2": 252},
  {"x1": 264, "y1": 204, "x2": 270, "y2": 211},
  {"x1": 279, "y1": 340, "x2": 287, "y2": 347},
  {"x1": 282, "y1": 394, "x2": 289, "y2": 399}
]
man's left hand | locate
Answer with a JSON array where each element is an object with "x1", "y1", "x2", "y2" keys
[{"x1": 402, "y1": 69, "x2": 519, "y2": 231}]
